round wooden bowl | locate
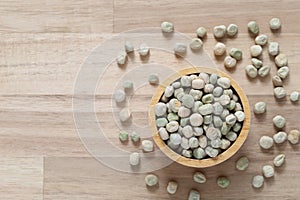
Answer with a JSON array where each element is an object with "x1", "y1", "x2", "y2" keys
[{"x1": 149, "y1": 67, "x2": 251, "y2": 168}]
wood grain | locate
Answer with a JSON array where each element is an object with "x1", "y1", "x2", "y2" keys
[{"x1": 0, "y1": 0, "x2": 299, "y2": 199}]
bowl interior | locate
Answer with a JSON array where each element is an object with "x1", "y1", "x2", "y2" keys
[{"x1": 149, "y1": 67, "x2": 251, "y2": 168}]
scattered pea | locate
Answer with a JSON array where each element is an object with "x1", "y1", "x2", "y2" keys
[
  {"x1": 138, "y1": 43, "x2": 150, "y2": 56},
  {"x1": 130, "y1": 131, "x2": 140, "y2": 143},
  {"x1": 174, "y1": 43, "x2": 187, "y2": 56},
  {"x1": 262, "y1": 165, "x2": 274, "y2": 178},
  {"x1": 193, "y1": 172, "x2": 207, "y2": 184},
  {"x1": 119, "y1": 108, "x2": 131, "y2": 122},
  {"x1": 275, "y1": 54, "x2": 288, "y2": 67},
  {"x1": 273, "y1": 115, "x2": 286, "y2": 129},
  {"x1": 119, "y1": 130, "x2": 129, "y2": 142},
  {"x1": 129, "y1": 152, "x2": 140, "y2": 166},
  {"x1": 124, "y1": 41, "x2": 134, "y2": 53},
  {"x1": 288, "y1": 129, "x2": 300, "y2": 144},
  {"x1": 214, "y1": 42, "x2": 226, "y2": 56},
  {"x1": 248, "y1": 21, "x2": 259, "y2": 35},
  {"x1": 236, "y1": 156, "x2": 249, "y2": 171},
  {"x1": 196, "y1": 27, "x2": 207, "y2": 38},
  {"x1": 145, "y1": 174, "x2": 158, "y2": 187},
  {"x1": 142, "y1": 140, "x2": 154, "y2": 152},
  {"x1": 161, "y1": 21, "x2": 174, "y2": 33},
  {"x1": 224, "y1": 56, "x2": 237, "y2": 69},
  {"x1": 226, "y1": 24, "x2": 238, "y2": 37},
  {"x1": 273, "y1": 131, "x2": 287, "y2": 144},
  {"x1": 190, "y1": 38, "x2": 203, "y2": 50},
  {"x1": 273, "y1": 154, "x2": 285, "y2": 167},
  {"x1": 114, "y1": 89, "x2": 126, "y2": 103},
  {"x1": 290, "y1": 91, "x2": 300, "y2": 102},
  {"x1": 255, "y1": 34, "x2": 268, "y2": 46},
  {"x1": 217, "y1": 176, "x2": 230, "y2": 189},
  {"x1": 230, "y1": 48, "x2": 243, "y2": 61},
  {"x1": 268, "y1": 42, "x2": 279, "y2": 56},
  {"x1": 274, "y1": 87, "x2": 286, "y2": 99},
  {"x1": 116, "y1": 52, "x2": 127, "y2": 65},
  {"x1": 252, "y1": 175, "x2": 264, "y2": 188},
  {"x1": 269, "y1": 18, "x2": 281, "y2": 30},
  {"x1": 259, "y1": 136, "x2": 274, "y2": 149},
  {"x1": 254, "y1": 102, "x2": 267, "y2": 114},
  {"x1": 277, "y1": 66, "x2": 289, "y2": 79},
  {"x1": 245, "y1": 65, "x2": 258, "y2": 78},
  {"x1": 123, "y1": 80, "x2": 134, "y2": 91},
  {"x1": 258, "y1": 65, "x2": 271, "y2": 77},
  {"x1": 251, "y1": 58, "x2": 263, "y2": 68},
  {"x1": 188, "y1": 189, "x2": 200, "y2": 200},
  {"x1": 148, "y1": 74, "x2": 159, "y2": 85},
  {"x1": 167, "y1": 181, "x2": 178, "y2": 195},
  {"x1": 213, "y1": 25, "x2": 226, "y2": 39},
  {"x1": 272, "y1": 75, "x2": 283, "y2": 87},
  {"x1": 250, "y1": 45, "x2": 263, "y2": 57}
]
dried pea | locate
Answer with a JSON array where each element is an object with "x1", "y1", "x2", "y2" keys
[
  {"x1": 255, "y1": 34, "x2": 268, "y2": 46},
  {"x1": 145, "y1": 174, "x2": 158, "y2": 187},
  {"x1": 214, "y1": 42, "x2": 226, "y2": 56},
  {"x1": 217, "y1": 176, "x2": 230, "y2": 189},
  {"x1": 274, "y1": 87, "x2": 286, "y2": 99},
  {"x1": 188, "y1": 189, "x2": 200, "y2": 200},
  {"x1": 167, "y1": 181, "x2": 178, "y2": 194},
  {"x1": 268, "y1": 42, "x2": 279, "y2": 56},
  {"x1": 119, "y1": 108, "x2": 131, "y2": 122},
  {"x1": 254, "y1": 102, "x2": 266, "y2": 114},
  {"x1": 229, "y1": 48, "x2": 243, "y2": 61},
  {"x1": 275, "y1": 54, "x2": 288, "y2": 67},
  {"x1": 250, "y1": 45, "x2": 263, "y2": 57},
  {"x1": 245, "y1": 65, "x2": 258, "y2": 78},
  {"x1": 251, "y1": 58, "x2": 263, "y2": 68},
  {"x1": 248, "y1": 21, "x2": 259, "y2": 35},
  {"x1": 174, "y1": 43, "x2": 187, "y2": 56},
  {"x1": 124, "y1": 41, "x2": 134, "y2": 53},
  {"x1": 258, "y1": 65, "x2": 271, "y2": 77},
  {"x1": 116, "y1": 52, "x2": 127, "y2": 65},
  {"x1": 273, "y1": 115, "x2": 286, "y2": 129},
  {"x1": 273, "y1": 131, "x2": 287, "y2": 144},
  {"x1": 226, "y1": 24, "x2": 238, "y2": 37},
  {"x1": 288, "y1": 129, "x2": 300, "y2": 144},
  {"x1": 196, "y1": 27, "x2": 207, "y2": 38},
  {"x1": 161, "y1": 21, "x2": 174, "y2": 33},
  {"x1": 273, "y1": 154, "x2": 285, "y2": 167},
  {"x1": 259, "y1": 136, "x2": 274, "y2": 149},
  {"x1": 236, "y1": 156, "x2": 249, "y2": 171},
  {"x1": 262, "y1": 165, "x2": 274, "y2": 178},
  {"x1": 252, "y1": 175, "x2": 264, "y2": 188},
  {"x1": 277, "y1": 66, "x2": 289, "y2": 79},
  {"x1": 193, "y1": 172, "x2": 207, "y2": 184},
  {"x1": 119, "y1": 130, "x2": 129, "y2": 142},
  {"x1": 148, "y1": 74, "x2": 159, "y2": 85},
  {"x1": 129, "y1": 152, "x2": 140, "y2": 166},
  {"x1": 190, "y1": 38, "x2": 203, "y2": 50},
  {"x1": 269, "y1": 18, "x2": 281, "y2": 30},
  {"x1": 272, "y1": 75, "x2": 283, "y2": 87},
  {"x1": 224, "y1": 56, "x2": 237, "y2": 69},
  {"x1": 213, "y1": 25, "x2": 226, "y2": 39},
  {"x1": 138, "y1": 43, "x2": 150, "y2": 56},
  {"x1": 290, "y1": 91, "x2": 300, "y2": 102},
  {"x1": 142, "y1": 140, "x2": 154, "y2": 152}
]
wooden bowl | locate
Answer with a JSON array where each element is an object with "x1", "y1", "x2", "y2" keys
[{"x1": 149, "y1": 67, "x2": 251, "y2": 168}]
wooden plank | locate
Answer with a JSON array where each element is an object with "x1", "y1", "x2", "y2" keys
[
  {"x1": 0, "y1": 157, "x2": 43, "y2": 200},
  {"x1": 0, "y1": 0, "x2": 113, "y2": 33}
]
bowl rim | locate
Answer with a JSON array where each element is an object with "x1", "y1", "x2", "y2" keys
[{"x1": 149, "y1": 67, "x2": 251, "y2": 168}]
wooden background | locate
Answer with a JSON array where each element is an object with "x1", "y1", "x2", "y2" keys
[{"x1": 0, "y1": 0, "x2": 299, "y2": 199}]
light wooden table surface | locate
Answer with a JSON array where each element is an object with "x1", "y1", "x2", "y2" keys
[{"x1": 0, "y1": 1, "x2": 300, "y2": 199}]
